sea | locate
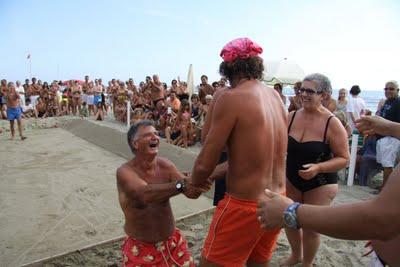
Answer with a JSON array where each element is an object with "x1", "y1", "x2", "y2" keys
[{"x1": 283, "y1": 88, "x2": 384, "y2": 114}]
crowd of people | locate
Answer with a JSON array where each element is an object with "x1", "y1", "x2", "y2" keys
[
  {"x1": 2, "y1": 37, "x2": 399, "y2": 266},
  {"x1": 0, "y1": 74, "x2": 228, "y2": 148}
]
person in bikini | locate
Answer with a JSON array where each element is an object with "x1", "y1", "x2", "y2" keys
[
  {"x1": 190, "y1": 38, "x2": 288, "y2": 266},
  {"x1": 117, "y1": 120, "x2": 210, "y2": 266}
]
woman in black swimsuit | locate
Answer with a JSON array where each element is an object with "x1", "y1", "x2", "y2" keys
[{"x1": 283, "y1": 73, "x2": 350, "y2": 267}]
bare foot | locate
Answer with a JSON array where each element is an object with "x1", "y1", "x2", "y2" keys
[
  {"x1": 9, "y1": 136, "x2": 15, "y2": 141},
  {"x1": 279, "y1": 255, "x2": 302, "y2": 266},
  {"x1": 21, "y1": 136, "x2": 27, "y2": 141}
]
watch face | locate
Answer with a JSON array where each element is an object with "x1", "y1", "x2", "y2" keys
[
  {"x1": 283, "y1": 212, "x2": 296, "y2": 228},
  {"x1": 176, "y1": 183, "x2": 182, "y2": 189}
]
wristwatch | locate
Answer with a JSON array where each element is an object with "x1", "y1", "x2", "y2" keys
[
  {"x1": 175, "y1": 179, "x2": 186, "y2": 193},
  {"x1": 283, "y1": 202, "x2": 301, "y2": 229}
]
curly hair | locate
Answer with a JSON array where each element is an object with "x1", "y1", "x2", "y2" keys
[{"x1": 219, "y1": 56, "x2": 264, "y2": 84}]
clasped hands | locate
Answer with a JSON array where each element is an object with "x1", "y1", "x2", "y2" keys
[{"x1": 181, "y1": 172, "x2": 213, "y2": 199}]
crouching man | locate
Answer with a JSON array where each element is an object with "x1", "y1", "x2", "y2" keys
[{"x1": 117, "y1": 120, "x2": 209, "y2": 266}]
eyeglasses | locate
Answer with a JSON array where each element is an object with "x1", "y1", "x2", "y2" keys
[
  {"x1": 299, "y1": 88, "x2": 321, "y2": 95},
  {"x1": 384, "y1": 87, "x2": 396, "y2": 91}
]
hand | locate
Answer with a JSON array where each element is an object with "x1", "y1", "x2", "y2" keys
[
  {"x1": 356, "y1": 115, "x2": 390, "y2": 136},
  {"x1": 183, "y1": 178, "x2": 211, "y2": 199},
  {"x1": 298, "y1": 164, "x2": 320, "y2": 180},
  {"x1": 257, "y1": 189, "x2": 293, "y2": 229}
]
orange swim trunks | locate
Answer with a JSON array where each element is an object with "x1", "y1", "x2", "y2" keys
[
  {"x1": 202, "y1": 194, "x2": 281, "y2": 266},
  {"x1": 122, "y1": 228, "x2": 195, "y2": 267}
]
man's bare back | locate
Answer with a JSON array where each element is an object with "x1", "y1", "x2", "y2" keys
[{"x1": 194, "y1": 80, "x2": 287, "y2": 200}]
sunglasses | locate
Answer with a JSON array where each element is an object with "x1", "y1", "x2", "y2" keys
[
  {"x1": 384, "y1": 87, "x2": 396, "y2": 91},
  {"x1": 299, "y1": 88, "x2": 321, "y2": 95}
]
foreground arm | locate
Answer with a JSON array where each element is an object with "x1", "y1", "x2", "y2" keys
[
  {"x1": 356, "y1": 116, "x2": 400, "y2": 139},
  {"x1": 257, "y1": 166, "x2": 400, "y2": 241},
  {"x1": 116, "y1": 165, "x2": 180, "y2": 205}
]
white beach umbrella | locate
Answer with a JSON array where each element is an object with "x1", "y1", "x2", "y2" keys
[
  {"x1": 264, "y1": 59, "x2": 305, "y2": 86},
  {"x1": 186, "y1": 64, "x2": 195, "y2": 100}
]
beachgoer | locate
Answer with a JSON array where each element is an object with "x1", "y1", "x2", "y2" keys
[
  {"x1": 166, "y1": 90, "x2": 181, "y2": 113},
  {"x1": 198, "y1": 75, "x2": 215, "y2": 104},
  {"x1": 117, "y1": 120, "x2": 209, "y2": 266},
  {"x1": 94, "y1": 102, "x2": 104, "y2": 121},
  {"x1": 321, "y1": 90, "x2": 337, "y2": 112},
  {"x1": 280, "y1": 73, "x2": 349, "y2": 267},
  {"x1": 0, "y1": 79, "x2": 8, "y2": 119},
  {"x1": 86, "y1": 81, "x2": 95, "y2": 116},
  {"x1": 288, "y1": 81, "x2": 303, "y2": 112},
  {"x1": 257, "y1": 115, "x2": 400, "y2": 267},
  {"x1": 81, "y1": 75, "x2": 90, "y2": 107},
  {"x1": 191, "y1": 37, "x2": 287, "y2": 266},
  {"x1": 337, "y1": 88, "x2": 347, "y2": 112},
  {"x1": 29, "y1": 77, "x2": 41, "y2": 107},
  {"x1": 375, "y1": 80, "x2": 400, "y2": 189},
  {"x1": 71, "y1": 80, "x2": 82, "y2": 115},
  {"x1": 35, "y1": 97, "x2": 48, "y2": 118},
  {"x1": 346, "y1": 85, "x2": 366, "y2": 131},
  {"x1": 150, "y1": 74, "x2": 165, "y2": 107},
  {"x1": 6, "y1": 82, "x2": 26, "y2": 140},
  {"x1": 274, "y1": 83, "x2": 287, "y2": 105},
  {"x1": 15, "y1": 80, "x2": 26, "y2": 108}
]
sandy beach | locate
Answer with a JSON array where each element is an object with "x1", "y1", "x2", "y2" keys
[{"x1": 0, "y1": 117, "x2": 377, "y2": 266}]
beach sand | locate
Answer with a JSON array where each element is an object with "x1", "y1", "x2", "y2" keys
[{"x1": 0, "y1": 117, "x2": 377, "y2": 266}]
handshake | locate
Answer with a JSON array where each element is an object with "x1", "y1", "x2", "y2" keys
[{"x1": 180, "y1": 172, "x2": 213, "y2": 199}]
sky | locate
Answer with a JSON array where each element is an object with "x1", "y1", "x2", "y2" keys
[{"x1": 1, "y1": 0, "x2": 399, "y2": 90}]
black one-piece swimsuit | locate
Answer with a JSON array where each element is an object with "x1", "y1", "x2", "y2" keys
[{"x1": 286, "y1": 111, "x2": 338, "y2": 192}]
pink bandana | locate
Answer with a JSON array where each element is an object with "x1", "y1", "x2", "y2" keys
[{"x1": 220, "y1": 37, "x2": 263, "y2": 62}]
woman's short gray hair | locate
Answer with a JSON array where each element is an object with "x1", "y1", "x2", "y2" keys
[
  {"x1": 385, "y1": 80, "x2": 399, "y2": 89},
  {"x1": 303, "y1": 73, "x2": 332, "y2": 94}
]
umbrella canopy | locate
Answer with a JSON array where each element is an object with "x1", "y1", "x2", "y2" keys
[
  {"x1": 186, "y1": 64, "x2": 194, "y2": 100},
  {"x1": 264, "y1": 59, "x2": 305, "y2": 86}
]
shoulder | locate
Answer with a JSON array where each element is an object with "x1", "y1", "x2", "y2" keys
[
  {"x1": 116, "y1": 162, "x2": 136, "y2": 180},
  {"x1": 157, "y1": 157, "x2": 177, "y2": 170}
]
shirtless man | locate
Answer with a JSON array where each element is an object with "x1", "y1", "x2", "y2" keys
[
  {"x1": 198, "y1": 75, "x2": 215, "y2": 104},
  {"x1": 288, "y1": 81, "x2": 303, "y2": 112},
  {"x1": 150, "y1": 74, "x2": 165, "y2": 108},
  {"x1": 116, "y1": 120, "x2": 209, "y2": 266},
  {"x1": 81, "y1": 75, "x2": 90, "y2": 105},
  {"x1": 6, "y1": 82, "x2": 26, "y2": 140},
  {"x1": 86, "y1": 81, "x2": 95, "y2": 116},
  {"x1": 127, "y1": 78, "x2": 138, "y2": 94},
  {"x1": 257, "y1": 115, "x2": 400, "y2": 267},
  {"x1": 191, "y1": 38, "x2": 287, "y2": 266},
  {"x1": 29, "y1": 77, "x2": 41, "y2": 107},
  {"x1": 0, "y1": 79, "x2": 8, "y2": 119},
  {"x1": 93, "y1": 79, "x2": 102, "y2": 112}
]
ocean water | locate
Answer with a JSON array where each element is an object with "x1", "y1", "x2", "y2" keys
[{"x1": 283, "y1": 88, "x2": 385, "y2": 113}]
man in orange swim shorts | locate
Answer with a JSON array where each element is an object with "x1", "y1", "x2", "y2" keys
[{"x1": 191, "y1": 38, "x2": 288, "y2": 266}]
